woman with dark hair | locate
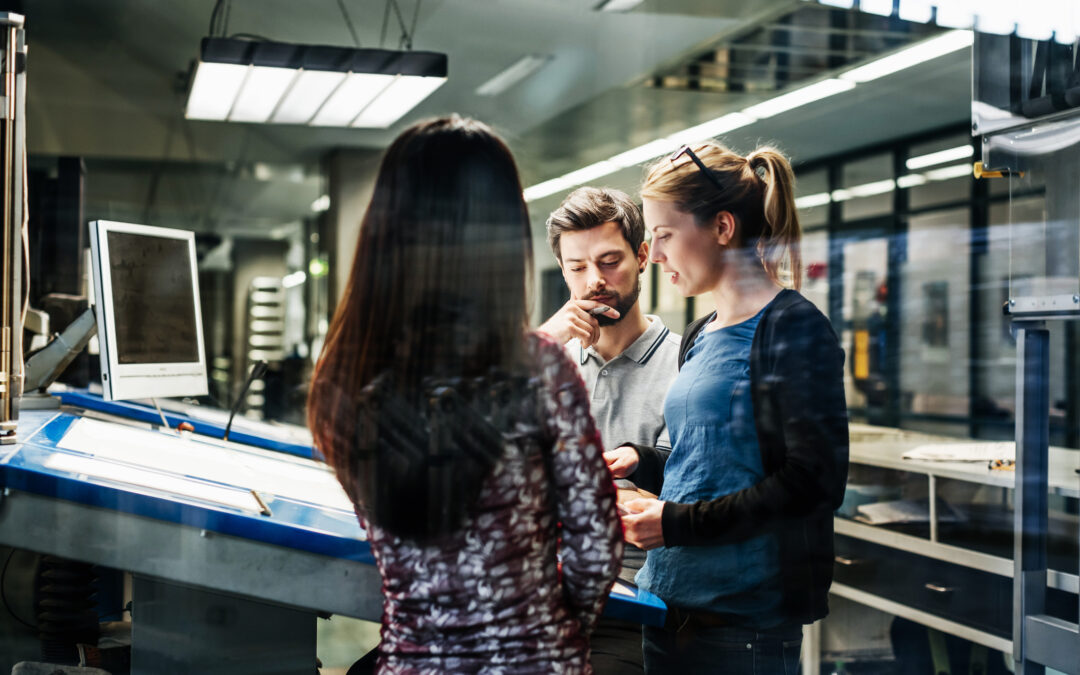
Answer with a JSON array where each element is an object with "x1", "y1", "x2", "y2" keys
[
  {"x1": 605, "y1": 141, "x2": 849, "y2": 674},
  {"x1": 308, "y1": 115, "x2": 622, "y2": 673}
]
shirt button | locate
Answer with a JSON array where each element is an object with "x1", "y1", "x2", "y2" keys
[{"x1": 601, "y1": 370, "x2": 609, "y2": 376}]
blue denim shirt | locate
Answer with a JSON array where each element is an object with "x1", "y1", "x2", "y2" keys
[{"x1": 636, "y1": 305, "x2": 783, "y2": 626}]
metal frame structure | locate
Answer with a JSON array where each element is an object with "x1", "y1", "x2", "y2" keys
[
  {"x1": 0, "y1": 13, "x2": 25, "y2": 443},
  {"x1": 973, "y1": 28, "x2": 1080, "y2": 675}
]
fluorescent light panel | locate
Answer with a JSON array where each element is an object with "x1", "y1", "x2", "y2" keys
[
  {"x1": 897, "y1": 173, "x2": 928, "y2": 188},
  {"x1": 742, "y1": 79, "x2": 854, "y2": 118},
  {"x1": 923, "y1": 163, "x2": 972, "y2": 181},
  {"x1": 608, "y1": 139, "x2": 680, "y2": 168},
  {"x1": 840, "y1": 30, "x2": 973, "y2": 83},
  {"x1": 596, "y1": 0, "x2": 645, "y2": 11},
  {"x1": 353, "y1": 76, "x2": 446, "y2": 128},
  {"x1": 272, "y1": 70, "x2": 347, "y2": 124},
  {"x1": 905, "y1": 144, "x2": 973, "y2": 170},
  {"x1": 230, "y1": 66, "x2": 297, "y2": 123},
  {"x1": 186, "y1": 62, "x2": 247, "y2": 120},
  {"x1": 185, "y1": 39, "x2": 448, "y2": 128},
  {"x1": 311, "y1": 72, "x2": 395, "y2": 126},
  {"x1": 846, "y1": 178, "x2": 896, "y2": 197},
  {"x1": 667, "y1": 112, "x2": 756, "y2": 146},
  {"x1": 476, "y1": 55, "x2": 551, "y2": 96},
  {"x1": 795, "y1": 192, "x2": 832, "y2": 209}
]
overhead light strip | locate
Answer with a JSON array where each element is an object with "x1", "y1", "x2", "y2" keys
[
  {"x1": 795, "y1": 162, "x2": 973, "y2": 209},
  {"x1": 595, "y1": 0, "x2": 646, "y2": 11},
  {"x1": 905, "y1": 144, "x2": 974, "y2": 170},
  {"x1": 523, "y1": 31, "x2": 972, "y2": 202},
  {"x1": 184, "y1": 38, "x2": 448, "y2": 129},
  {"x1": 839, "y1": 30, "x2": 973, "y2": 83},
  {"x1": 476, "y1": 55, "x2": 552, "y2": 97}
]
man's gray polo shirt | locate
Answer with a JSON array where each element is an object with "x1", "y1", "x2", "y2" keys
[
  {"x1": 567, "y1": 315, "x2": 681, "y2": 584},
  {"x1": 568, "y1": 315, "x2": 680, "y2": 454}
]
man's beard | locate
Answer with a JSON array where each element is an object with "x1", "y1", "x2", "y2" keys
[{"x1": 587, "y1": 274, "x2": 641, "y2": 327}]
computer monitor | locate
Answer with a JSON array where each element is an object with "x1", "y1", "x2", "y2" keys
[{"x1": 88, "y1": 220, "x2": 208, "y2": 401}]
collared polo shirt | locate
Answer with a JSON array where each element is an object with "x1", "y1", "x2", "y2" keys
[
  {"x1": 567, "y1": 315, "x2": 680, "y2": 583},
  {"x1": 568, "y1": 315, "x2": 680, "y2": 453}
]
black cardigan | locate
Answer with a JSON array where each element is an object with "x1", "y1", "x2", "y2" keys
[{"x1": 625, "y1": 289, "x2": 849, "y2": 625}]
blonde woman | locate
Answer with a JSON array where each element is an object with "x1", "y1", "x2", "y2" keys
[{"x1": 605, "y1": 142, "x2": 849, "y2": 674}]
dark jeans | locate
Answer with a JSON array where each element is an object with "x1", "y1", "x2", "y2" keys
[
  {"x1": 642, "y1": 621, "x2": 802, "y2": 675},
  {"x1": 590, "y1": 617, "x2": 644, "y2": 674}
]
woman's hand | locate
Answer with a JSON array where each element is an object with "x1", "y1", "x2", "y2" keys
[
  {"x1": 620, "y1": 497, "x2": 665, "y2": 550},
  {"x1": 603, "y1": 445, "x2": 639, "y2": 478}
]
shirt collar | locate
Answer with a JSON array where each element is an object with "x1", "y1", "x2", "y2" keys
[{"x1": 581, "y1": 315, "x2": 669, "y2": 365}]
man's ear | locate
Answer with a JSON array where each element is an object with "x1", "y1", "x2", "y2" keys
[
  {"x1": 637, "y1": 241, "x2": 649, "y2": 272},
  {"x1": 714, "y1": 211, "x2": 736, "y2": 247}
]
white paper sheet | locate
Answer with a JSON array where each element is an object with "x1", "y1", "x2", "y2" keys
[{"x1": 902, "y1": 441, "x2": 1015, "y2": 462}]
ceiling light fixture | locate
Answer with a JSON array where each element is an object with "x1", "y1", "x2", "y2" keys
[
  {"x1": 667, "y1": 113, "x2": 756, "y2": 147},
  {"x1": 523, "y1": 161, "x2": 620, "y2": 202},
  {"x1": 476, "y1": 55, "x2": 553, "y2": 97},
  {"x1": 839, "y1": 30, "x2": 972, "y2": 83},
  {"x1": 522, "y1": 30, "x2": 972, "y2": 203},
  {"x1": 185, "y1": 38, "x2": 447, "y2": 128},
  {"x1": 595, "y1": 0, "x2": 646, "y2": 12},
  {"x1": 794, "y1": 192, "x2": 832, "y2": 209},
  {"x1": 905, "y1": 144, "x2": 973, "y2": 170},
  {"x1": 923, "y1": 163, "x2": 973, "y2": 181},
  {"x1": 741, "y1": 79, "x2": 855, "y2": 118}
]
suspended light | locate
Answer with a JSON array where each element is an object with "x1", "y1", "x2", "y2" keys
[{"x1": 185, "y1": 38, "x2": 447, "y2": 128}]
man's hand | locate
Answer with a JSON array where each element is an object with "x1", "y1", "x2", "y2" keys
[
  {"x1": 604, "y1": 445, "x2": 639, "y2": 479},
  {"x1": 621, "y1": 498, "x2": 665, "y2": 550},
  {"x1": 537, "y1": 299, "x2": 620, "y2": 349}
]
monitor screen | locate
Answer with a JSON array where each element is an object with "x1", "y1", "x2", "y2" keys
[
  {"x1": 107, "y1": 231, "x2": 200, "y2": 365},
  {"x1": 89, "y1": 221, "x2": 208, "y2": 401}
]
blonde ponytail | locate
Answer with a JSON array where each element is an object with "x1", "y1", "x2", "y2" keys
[
  {"x1": 746, "y1": 147, "x2": 802, "y2": 291},
  {"x1": 642, "y1": 141, "x2": 802, "y2": 290}
]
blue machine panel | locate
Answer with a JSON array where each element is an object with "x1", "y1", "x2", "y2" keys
[{"x1": 0, "y1": 408, "x2": 667, "y2": 626}]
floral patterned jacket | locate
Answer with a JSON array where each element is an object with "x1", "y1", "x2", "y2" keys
[{"x1": 361, "y1": 333, "x2": 623, "y2": 674}]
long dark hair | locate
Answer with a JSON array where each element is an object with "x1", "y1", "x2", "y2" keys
[{"x1": 307, "y1": 115, "x2": 534, "y2": 540}]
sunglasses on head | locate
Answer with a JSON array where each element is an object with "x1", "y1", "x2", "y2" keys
[{"x1": 669, "y1": 145, "x2": 724, "y2": 193}]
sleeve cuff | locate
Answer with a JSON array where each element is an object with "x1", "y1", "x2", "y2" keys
[{"x1": 661, "y1": 501, "x2": 695, "y2": 547}]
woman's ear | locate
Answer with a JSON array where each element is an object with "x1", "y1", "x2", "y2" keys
[{"x1": 714, "y1": 211, "x2": 736, "y2": 247}]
